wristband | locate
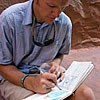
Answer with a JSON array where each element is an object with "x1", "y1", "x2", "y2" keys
[{"x1": 20, "y1": 74, "x2": 29, "y2": 88}]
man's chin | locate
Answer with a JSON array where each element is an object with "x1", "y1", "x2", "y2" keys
[
  {"x1": 45, "y1": 19, "x2": 55, "y2": 23},
  {"x1": 40, "y1": 17, "x2": 55, "y2": 24}
]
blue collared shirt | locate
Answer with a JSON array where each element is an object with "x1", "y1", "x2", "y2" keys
[{"x1": 0, "y1": 0, "x2": 72, "y2": 73}]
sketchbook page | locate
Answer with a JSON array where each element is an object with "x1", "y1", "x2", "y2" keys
[
  {"x1": 58, "y1": 61, "x2": 94, "y2": 92},
  {"x1": 74, "y1": 64, "x2": 94, "y2": 91}
]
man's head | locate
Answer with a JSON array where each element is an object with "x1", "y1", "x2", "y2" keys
[{"x1": 33, "y1": 0, "x2": 70, "y2": 23}]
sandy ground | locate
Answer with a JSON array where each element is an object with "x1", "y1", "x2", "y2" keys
[{"x1": 61, "y1": 46, "x2": 100, "y2": 100}]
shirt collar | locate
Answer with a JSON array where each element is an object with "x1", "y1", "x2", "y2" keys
[{"x1": 22, "y1": 0, "x2": 33, "y2": 25}]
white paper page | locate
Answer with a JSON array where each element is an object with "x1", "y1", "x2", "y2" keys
[
  {"x1": 58, "y1": 61, "x2": 94, "y2": 92},
  {"x1": 74, "y1": 64, "x2": 94, "y2": 91}
]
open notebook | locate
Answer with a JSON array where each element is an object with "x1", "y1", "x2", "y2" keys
[{"x1": 23, "y1": 61, "x2": 94, "y2": 100}]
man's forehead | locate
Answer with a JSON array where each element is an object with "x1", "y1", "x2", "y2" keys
[{"x1": 47, "y1": 0, "x2": 69, "y2": 5}]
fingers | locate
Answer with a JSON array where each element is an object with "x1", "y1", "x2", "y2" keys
[
  {"x1": 48, "y1": 63, "x2": 65, "y2": 82},
  {"x1": 58, "y1": 68, "x2": 64, "y2": 80},
  {"x1": 40, "y1": 73, "x2": 57, "y2": 93},
  {"x1": 42, "y1": 79, "x2": 55, "y2": 89},
  {"x1": 35, "y1": 84, "x2": 51, "y2": 94},
  {"x1": 42, "y1": 72, "x2": 57, "y2": 84},
  {"x1": 29, "y1": 73, "x2": 56, "y2": 94},
  {"x1": 58, "y1": 72, "x2": 65, "y2": 82},
  {"x1": 49, "y1": 63, "x2": 60, "y2": 74}
]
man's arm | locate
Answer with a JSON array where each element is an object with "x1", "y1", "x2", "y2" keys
[
  {"x1": 51, "y1": 53, "x2": 64, "y2": 65},
  {"x1": 0, "y1": 64, "x2": 25, "y2": 86},
  {"x1": 0, "y1": 64, "x2": 57, "y2": 93}
]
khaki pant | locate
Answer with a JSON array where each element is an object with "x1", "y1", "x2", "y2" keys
[{"x1": 0, "y1": 80, "x2": 34, "y2": 100}]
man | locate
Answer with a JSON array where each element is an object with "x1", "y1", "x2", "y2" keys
[{"x1": 0, "y1": 0, "x2": 95, "y2": 100}]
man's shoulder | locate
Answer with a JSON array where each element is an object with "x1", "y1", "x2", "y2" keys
[
  {"x1": 60, "y1": 12, "x2": 72, "y2": 24},
  {"x1": 1, "y1": 1, "x2": 29, "y2": 19},
  {"x1": 55, "y1": 12, "x2": 72, "y2": 29},
  {"x1": 55, "y1": 12, "x2": 72, "y2": 26}
]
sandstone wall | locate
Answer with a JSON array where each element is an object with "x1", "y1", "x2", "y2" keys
[
  {"x1": 0, "y1": 0, "x2": 100, "y2": 49},
  {"x1": 65, "y1": 0, "x2": 100, "y2": 49}
]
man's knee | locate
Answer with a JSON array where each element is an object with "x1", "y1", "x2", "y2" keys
[
  {"x1": 82, "y1": 86, "x2": 95, "y2": 99},
  {"x1": 75, "y1": 85, "x2": 95, "y2": 100}
]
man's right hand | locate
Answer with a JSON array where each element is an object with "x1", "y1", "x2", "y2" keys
[{"x1": 24, "y1": 72, "x2": 57, "y2": 94}]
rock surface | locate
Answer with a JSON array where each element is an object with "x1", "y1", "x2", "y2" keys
[
  {"x1": 0, "y1": 0, "x2": 100, "y2": 49},
  {"x1": 65, "y1": 0, "x2": 100, "y2": 49}
]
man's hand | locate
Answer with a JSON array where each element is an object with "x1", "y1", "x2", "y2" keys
[
  {"x1": 24, "y1": 72, "x2": 57, "y2": 94},
  {"x1": 41, "y1": 62, "x2": 65, "y2": 81},
  {"x1": 49, "y1": 62, "x2": 65, "y2": 80}
]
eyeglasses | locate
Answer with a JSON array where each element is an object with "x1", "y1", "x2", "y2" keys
[{"x1": 32, "y1": 18, "x2": 56, "y2": 47}]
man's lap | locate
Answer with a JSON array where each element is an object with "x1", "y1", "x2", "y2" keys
[
  {"x1": 0, "y1": 80, "x2": 34, "y2": 100},
  {"x1": 0, "y1": 80, "x2": 71, "y2": 100}
]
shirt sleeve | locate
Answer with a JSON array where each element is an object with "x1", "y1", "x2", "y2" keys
[
  {"x1": 58, "y1": 18, "x2": 72, "y2": 55},
  {"x1": 0, "y1": 14, "x2": 13, "y2": 65}
]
